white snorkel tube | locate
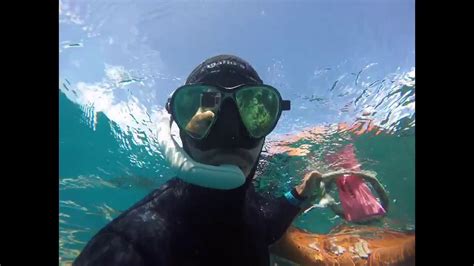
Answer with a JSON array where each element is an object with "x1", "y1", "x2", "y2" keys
[{"x1": 156, "y1": 113, "x2": 246, "y2": 190}]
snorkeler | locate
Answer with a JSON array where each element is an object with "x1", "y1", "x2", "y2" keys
[{"x1": 73, "y1": 54, "x2": 323, "y2": 266}]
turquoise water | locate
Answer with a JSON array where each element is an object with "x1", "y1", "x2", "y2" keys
[
  {"x1": 59, "y1": 77, "x2": 415, "y2": 261},
  {"x1": 59, "y1": 0, "x2": 415, "y2": 263}
]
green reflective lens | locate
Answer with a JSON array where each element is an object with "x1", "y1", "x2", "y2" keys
[
  {"x1": 173, "y1": 85, "x2": 220, "y2": 139},
  {"x1": 235, "y1": 86, "x2": 280, "y2": 138}
]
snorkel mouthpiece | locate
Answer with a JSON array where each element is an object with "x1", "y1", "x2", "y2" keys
[{"x1": 156, "y1": 113, "x2": 246, "y2": 190}]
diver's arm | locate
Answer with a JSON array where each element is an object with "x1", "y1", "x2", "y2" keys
[
  {"x1": 260, "y1": 195, "x2": 302, "y2": 244},
  {"x1": 260, "y1": 171, "x2": 323, "y2": 245},
  {"x1": 73, "y1": 231, "x2": 145, "y2": 266}
]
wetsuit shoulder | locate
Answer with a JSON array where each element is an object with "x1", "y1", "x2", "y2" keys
[
  {"x1": 123, "y1": 177, "x2": 180, "y2": 212},
  {"x1": 72, "y1": 231, "x2": 145, "y2": 266},
  {"x1": 73, "y1": 178, "x2": 182, "y2": 266}
]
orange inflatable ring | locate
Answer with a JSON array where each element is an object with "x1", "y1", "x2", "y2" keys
[{"x1": 271, "y1": 225, "x2": 415, "y2": 266}]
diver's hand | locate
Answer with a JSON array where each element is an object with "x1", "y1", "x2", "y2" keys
[
  {"x1": 295, "y1": 170, "x2": 323, "y2": 199},
  {"x1": 185, "y1": 109, "x2": 215, "y2": 136}
]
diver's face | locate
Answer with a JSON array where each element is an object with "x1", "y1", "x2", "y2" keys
[
  {"x1": 180, "y1": 77, "x2": 267, "y2": 177},
  {"x1": 181, "y1": 93, "x2": 265, "y2": 177},
  {"x1": 185, "y1": 139, "x2": 264, "y2": 177}
]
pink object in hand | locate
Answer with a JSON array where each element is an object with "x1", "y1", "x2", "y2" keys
[
  {"x1": 335, "y1": 174, "x2": 386, "y2": 222},
  {"x1": 326, "y1": 144, "x2": 386, "y2": 222}
]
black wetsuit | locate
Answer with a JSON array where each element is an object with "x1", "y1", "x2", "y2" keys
[{"x1": 73, "y1": 177, "x2": 301, "y2": 266}]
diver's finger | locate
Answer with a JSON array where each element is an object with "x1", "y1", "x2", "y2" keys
[
  {"x1": 195, "y1": 110, "x2": 215, "y2": 120},
  {"x1": 185, "y1": 111, "x2": 215, "y2": 133},
  {"x1": 305, "y1": 171, "x2": 322, "y2": 183},
  {"x1": 304, "y1": 170, "x2": 321, "y2": 178}
]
